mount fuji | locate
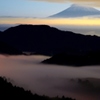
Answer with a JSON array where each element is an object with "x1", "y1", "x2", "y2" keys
[{"x1": 49, "y1": 4, "x2": 100, "y2": 18}]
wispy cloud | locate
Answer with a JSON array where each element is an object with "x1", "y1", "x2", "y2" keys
[
  {"x1": 70, "y1": 0, "x2": 100, "y2": 7},
  {"x1": 29, "y1": 0, "x2": 68, "y2": 3},
  {"x1": 29, "y1": 0, "x2": 100, "y2": 7}
]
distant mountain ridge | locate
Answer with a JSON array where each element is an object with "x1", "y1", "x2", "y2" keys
[
  {"x1": 50, "y1": 4, "x2": 100, "y2": 18},
  {"x1": 0, "y1": 24, "x2": 100, "y2": 56},
  {"x1": 42, "y1": 51, "x2": 100, "y2": 66}
]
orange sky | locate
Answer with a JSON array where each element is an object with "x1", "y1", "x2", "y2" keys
[{"x1": 0, "y1": 18, "x2": 100, "y2": 26}]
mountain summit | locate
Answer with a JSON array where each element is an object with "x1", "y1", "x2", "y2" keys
[{"x1": 50, "y1": 4, "x2": 100, "y2": 18}]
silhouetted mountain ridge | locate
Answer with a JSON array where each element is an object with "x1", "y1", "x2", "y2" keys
[
  {"x1": 0, "y1": 29, "x2": 22, "y2": 55},
  {"x1": 0, "y1": 41, "x2": 22, "y2": 55},
  {"x1": 42, "y1": 50, "x2": 100, "y2": 66},
  {"x1": 1, "y1": 24, "x2": 100, "y2": 56}
]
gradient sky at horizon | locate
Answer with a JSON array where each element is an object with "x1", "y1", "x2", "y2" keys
[{"x1": 1, "y1": 0, "x2": 100, "y2": 27}]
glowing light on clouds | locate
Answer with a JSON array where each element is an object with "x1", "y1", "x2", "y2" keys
[{"x1": 1, "y1": 18, "x2": 100, "y2": 26}]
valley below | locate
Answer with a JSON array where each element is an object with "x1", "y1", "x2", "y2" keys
[{"x1": 0, "y1": 55, "x2": 100, "y2": 100}]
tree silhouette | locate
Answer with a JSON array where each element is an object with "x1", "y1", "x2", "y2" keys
[{"x1": 0, "y1": 76, "x2": 76, "y2": 100}]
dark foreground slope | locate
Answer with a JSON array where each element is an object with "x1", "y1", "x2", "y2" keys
[
  {"x1": 0, "y1": 76, "x2": 75, "y2": 100},
  {"x1": 1, "y1": 24, "x2": 100, "y2": 55}
]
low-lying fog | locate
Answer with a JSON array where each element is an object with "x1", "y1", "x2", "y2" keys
[{"x1": 0, "y1": 55, "x2": 100, "y2": 100}]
